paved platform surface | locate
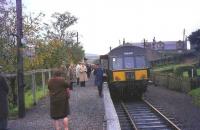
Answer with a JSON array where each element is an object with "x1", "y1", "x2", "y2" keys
[{"x1": 8, "y1": 76, "x2": 105, "y2": 130}]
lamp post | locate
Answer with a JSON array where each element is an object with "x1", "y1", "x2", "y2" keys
[{"x1": 16, "y1": 0, "x2": 25, "y2": 118}]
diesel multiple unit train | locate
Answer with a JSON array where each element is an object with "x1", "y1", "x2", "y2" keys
[{"x1": 100, "y1": 44, "x2": 150, "y2": 98}]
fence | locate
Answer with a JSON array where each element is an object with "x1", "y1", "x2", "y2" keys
[
  {"x1": 151, "y1": 73, "x2": 200, "y2": 93},
  {"x1": 4, "y1": 69, "x2": 52, "y2": 116}
]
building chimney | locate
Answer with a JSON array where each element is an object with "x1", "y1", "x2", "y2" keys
[{"x1": 123, "y1": 38, "x2": 125, "y2": 45}]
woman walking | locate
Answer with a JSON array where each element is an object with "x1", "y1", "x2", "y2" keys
[{"x1": 48, "y1": 68, "x2": 70, "y2": 130}]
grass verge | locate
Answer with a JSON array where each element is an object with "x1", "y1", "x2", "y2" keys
[
  {"x1": 189, "y1": 88, "x2": 200, "y2": 107},
  {"x1": 9, "y1": 86, "x2": 48, "y2": 118}
]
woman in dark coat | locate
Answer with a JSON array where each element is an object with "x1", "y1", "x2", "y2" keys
[{"x1": 48, "y1": 68, "x2": 70, "y2": 130}]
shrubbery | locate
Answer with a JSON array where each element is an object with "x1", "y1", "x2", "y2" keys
[{"x1": 189, "y1": 88, "x2": 200, "y2": 107}]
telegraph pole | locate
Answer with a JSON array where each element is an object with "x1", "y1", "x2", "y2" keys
[
  {"x1": 77, "y1": 32, "x2": 79, "y2": 43},
  {"x1": 183, "y1": 28, "x2": 185, "y2": 42},
  {"x1": 16, "y1": 0, "x2": 25, "y2": 118}
]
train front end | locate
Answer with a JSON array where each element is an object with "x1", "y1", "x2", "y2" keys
[{"x1": 107, "y1": 45, "x2": 150, "y2": 99}]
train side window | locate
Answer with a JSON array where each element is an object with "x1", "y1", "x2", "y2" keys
[
  {"x1": 135, "y1": 56, "x2": 146, "y2": 68},
  {"x1": 112, "y1": 57, "x2": 123, "y2": 70},
  {"x1": 124, "y1": 57, "x2": 134, "y2": 69}
]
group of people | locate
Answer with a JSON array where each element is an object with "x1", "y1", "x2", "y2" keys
[
  {"x1": 48, "y1": 62, "x2": 105, "y2": 130},
  {"x1": 0, "y1": 61, "x2": 105, "y2": 130},
  {"x1": 75, "y1": 62, "x2": 92, "y2": 87},
  {"x1": 48, "y1": 62, "x2": 93, "y2": 130}
]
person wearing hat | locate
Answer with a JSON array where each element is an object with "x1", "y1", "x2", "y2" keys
[{"x1": 0, "y1": 66, "x2": 9, "y2": 130}]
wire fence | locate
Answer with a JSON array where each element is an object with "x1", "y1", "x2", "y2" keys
[
  {"x1": 151, "y1": 72, "x2": 200, "y2": 93},
  {"x1": 3, "y1": 69, "x2": 52, "y2": 117}
]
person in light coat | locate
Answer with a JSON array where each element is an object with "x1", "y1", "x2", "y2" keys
[{"x1": 79, "y1": 63, "x2": 88, "y2": 87}]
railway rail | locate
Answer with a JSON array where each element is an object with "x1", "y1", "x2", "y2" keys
[{"x1": 114, "y1": 99, "x2": 181, "y2": 130}]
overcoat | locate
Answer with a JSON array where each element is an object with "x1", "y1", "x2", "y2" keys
[
  {"x1": 75, "y1": 64, "x2": 80, "y2": 78},
  {"x1": 0, "y1": 74, "x2": 9, "y2": 119},
  {"x1": 79, "y1": 65, "x2": 88, "y2": 82},
  {"x1": 48, "y1": 77, "x2": 70, "y2": 119}
]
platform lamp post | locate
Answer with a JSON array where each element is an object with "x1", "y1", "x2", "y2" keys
[{"x1": 16, "y1": 0, "x2": 25, "y2": 118}]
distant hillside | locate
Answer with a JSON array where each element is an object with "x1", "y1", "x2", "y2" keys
[
  {"x1": 85, "y1": 53, "x2": 99, "y2": 57},
  {"x1": 85, "y1": 53, "x2": 99, "y2": 63}
]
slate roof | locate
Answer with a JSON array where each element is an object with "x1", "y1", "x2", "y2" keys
[{"x1": 128, "y1": 40, "x2": 186, "y2": 51}]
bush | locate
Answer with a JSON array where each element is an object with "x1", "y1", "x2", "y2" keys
[
  {"x1": 174, "y1": 65, "x2": 194, "y2": 77},
  {"x1": 189, "y1": 88, "x2": 200, "y2": 107}
]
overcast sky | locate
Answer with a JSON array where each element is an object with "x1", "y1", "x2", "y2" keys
[{"x1": 22, "y1": 0, "x2": 200, "y2": 54}]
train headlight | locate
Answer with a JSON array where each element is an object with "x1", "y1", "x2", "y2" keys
[{"x1": 114, "y1": 76, "x2": 121, "y2": 81}]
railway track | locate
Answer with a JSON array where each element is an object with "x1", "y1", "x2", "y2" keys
[{"x1": 114, "y1": 99, "x2": 181, "y2": 130}]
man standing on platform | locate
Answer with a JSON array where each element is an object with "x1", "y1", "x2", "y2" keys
[
  {"x1": 0, "y1": 65, "x2": 9, "y2": 130},
  {"x1": 94, "y1": 63, "x2": 104, "y2": 97}
]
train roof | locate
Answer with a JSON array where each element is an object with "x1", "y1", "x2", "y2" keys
[{"x1": 109, "y1": 44, "x2": 162, "y2": 61}]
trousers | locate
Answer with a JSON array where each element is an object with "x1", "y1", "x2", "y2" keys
[{"x1": 97, "y1": 85, "x2": 103, "y2": 96}]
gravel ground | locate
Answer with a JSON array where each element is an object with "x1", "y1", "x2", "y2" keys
[
  {"x1": 8, "y1": 76, "x2": 104, "y2": 130},
  {"x1": 144, "y1": 85, "x2": 200, "y2": 130}
]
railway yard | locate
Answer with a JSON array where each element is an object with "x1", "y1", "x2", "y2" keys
[
  {"x1": 7, "y1": 76, "x2": 200, "y2": 130},
  {"x1": 2, "y1": 1, "x2": 200, "y2": 130}
]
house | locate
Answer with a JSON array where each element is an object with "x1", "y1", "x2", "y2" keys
[{"x1": 130, "y1": 39, "x2": 187, "y2": 53}]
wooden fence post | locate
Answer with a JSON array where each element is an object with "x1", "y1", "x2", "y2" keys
[
  {"x1": 42, "y1": 71, "x2": 45, "y2": 95},
  {"x1": 48, "y1": 70, "x2": 51, "y2": 80},
  {"x1": 31, "y1": 72, "x2": 36, "y2": 105}
]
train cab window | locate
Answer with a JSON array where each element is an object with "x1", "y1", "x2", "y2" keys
[
  {"x1": 112, "y1": 57, "x2": 123, "y2": 70},
  {"x1": 135, "y1": 56, "x2": 146, "y2": 68},
  {"x1": 124, "y1": 57, "x2": 134, "y2": 69}
]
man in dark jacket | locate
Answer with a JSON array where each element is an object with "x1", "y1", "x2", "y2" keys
[
  {"x1": 0, "y1": 66, "x2": 9, "y2": 130},
  {"x1": 94, "y1": 64, "x2": 104, "y2": 97}
]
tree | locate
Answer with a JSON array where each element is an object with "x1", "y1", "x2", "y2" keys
[
  {"x1": 188, "y1": 29, "x2": 200, "y2": 51},
  {"x1": 0, "y1": 0, "x2": 46, "y2": 71},
  {"x1": 1, "y1": 2, "x2": 84, "y2": 71},
  {"x1": 70, "y1": 42, "x2": 85, "y2": 63},
  {"x1": 0, "y1": 1, "x2": 17, "y2": 72},
  {"x1": 51, "y1": 11, "x2": 78, "y2": 41},
  {"x1": 40, "y1": 11, "x2": 84, "y2": 66}
]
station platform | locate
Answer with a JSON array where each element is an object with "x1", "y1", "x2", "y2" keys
[{"x1": 8, "y1": 76, "x2": 105, "y2": 130}]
